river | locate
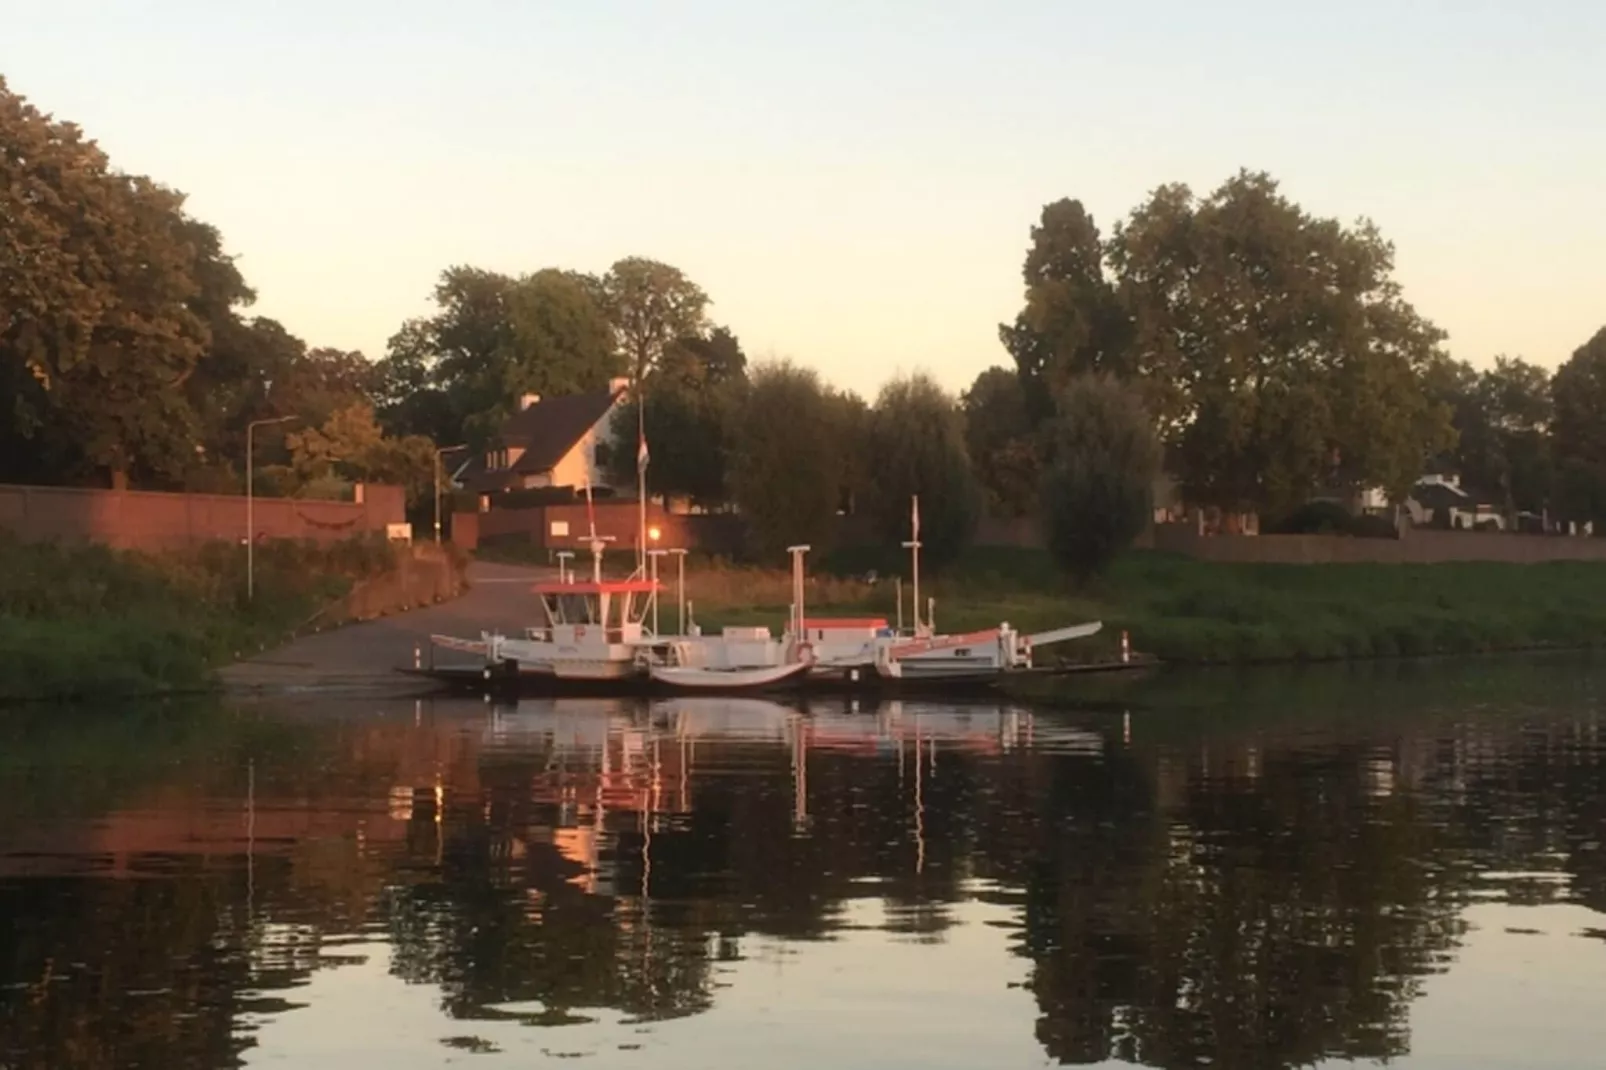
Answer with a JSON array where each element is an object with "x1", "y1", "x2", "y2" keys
[{"x1": 3, "y1": 655, "x2": 1606, "y2": 1068}]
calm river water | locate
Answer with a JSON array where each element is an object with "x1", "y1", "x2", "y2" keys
[{"x1": 5, "y1": 656, "x2": 1606, "y2": 1068}]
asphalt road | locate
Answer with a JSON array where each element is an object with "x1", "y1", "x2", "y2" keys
[{"x1": 221, "y1": 560, "x2": 550, "y2": 696}]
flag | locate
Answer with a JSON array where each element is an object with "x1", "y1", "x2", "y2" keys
[{"x1": 637, "y1": 431, "x2": 650, "y2": 473}]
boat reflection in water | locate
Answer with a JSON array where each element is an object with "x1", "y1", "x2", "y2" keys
[{"x1": 447, "y1": 697, "x2": 1105, "y2": 893}]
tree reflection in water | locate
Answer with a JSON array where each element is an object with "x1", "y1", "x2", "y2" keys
[{"x1": 2, "y1": 658, "x2": 1606, "y2": 1069}]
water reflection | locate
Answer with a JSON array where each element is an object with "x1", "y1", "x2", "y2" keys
[{"x1": 3, "y1": 660, "x2": 1606, "y2": 1068}]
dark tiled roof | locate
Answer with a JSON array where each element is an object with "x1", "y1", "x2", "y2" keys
[
  {"x1": 457, "y1": 387, "x2": 624, "y2": 490},
  {"x1": 1410, "y1": 481, "x2": 1504, "y2": 511}
]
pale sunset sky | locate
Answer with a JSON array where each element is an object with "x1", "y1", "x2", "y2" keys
[{"x1": 3, "y1": 0, "x2": 1601, "y2": 397}]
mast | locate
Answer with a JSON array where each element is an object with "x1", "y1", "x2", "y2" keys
[{"x1": 902, "y1": 495, "x2": 922, "y2": 636}]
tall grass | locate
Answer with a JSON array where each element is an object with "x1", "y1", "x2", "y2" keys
[
  {"x1": 682, "y1": 545, "x2": 1606, "y2": 665},
  {"x1": 0, "y1": 533, "x2": 400, "y2": 703}
]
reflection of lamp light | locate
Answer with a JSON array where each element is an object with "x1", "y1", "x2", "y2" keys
[{"x1": 648, "y1": 525, "x2": 662, "y2": 542}]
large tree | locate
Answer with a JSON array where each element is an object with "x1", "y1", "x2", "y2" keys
[
  {"x1": 1, "y1": 78, "x2": 212, "y2": 487},
  {"x1": 1551, "y1": 326, "x2": 1606, "y2": 526},
  {"x1": 1106, "y1": 169, "x2": 1454, "y2": 514},
  {"x1": 372, "y1": 265, "x2": 621, "y2": 451},
  {"x1": 863, "y1": 372, "x2": 981, "y2": 570},
  {"x1": 999, "y1": 199, "x2": 1130, "y2": 423},
  {"x1": 600, "y1": 257, "x2": 710, "y2": 389},
  {"x1": 1425, "y1": 354, "x2": 1554, "y2": 516},
  {"x1": 727, "y1": 360, "x2": 845, "y2": 561},
  {"x1": 610, "y1": 326, "x2": 749, "y2": 507},
  {"x1": 961, "y1": 366, "x2": 1042, "y2": 518},
  {"x1": 1041, "y1": 375, "x2": 1161, "y2": 581}
]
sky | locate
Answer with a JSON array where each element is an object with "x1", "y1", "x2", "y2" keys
[{"x1": 3, "y1": 0, "x2": 1603, "y2": 397}]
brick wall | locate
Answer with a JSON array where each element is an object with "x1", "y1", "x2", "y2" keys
[
  {"x1": 1151, "y1": 524, "x2": 1606, "y2": 564},
  {"x1": 0, "y1": 482, "x2": 406, "y2": 551}
]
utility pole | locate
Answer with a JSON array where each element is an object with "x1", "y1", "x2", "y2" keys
[{"x1": 246, "y1": 415, "x2": 297, "y2": 601}]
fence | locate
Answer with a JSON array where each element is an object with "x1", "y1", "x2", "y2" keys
[{"x1": 0, "y1": 482, "x2": 407, "y2": 552}]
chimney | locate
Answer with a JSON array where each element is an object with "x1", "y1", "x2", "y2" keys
[
  {"x1": 609, "y1": 376, "x2": 630, "y2": 396},
  {"x1": 519, "y1": 393, "x2": 541, "y2": 410}
]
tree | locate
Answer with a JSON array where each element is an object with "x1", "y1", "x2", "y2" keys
[
  {"x1": 609, "y1": 326, "x2": 748, "y2": 507},
  {"x1": 961, "y1": 367, "x2": 1042, "y2": 517},
  {"x1": 371, "y1": 265, "x2": 621, "y2": 451},
  {"x1": 1106, "y1": 169, "x2": 1453, "y2": 514},
  {"x1": 863, "y1": 372, "x2": 981, "y2": 571},
  {"x1": 600, "y1": 257, "x2": 710, "y2": 388},
  {"x1": 999, "y1": 199, "x2": 1130, "y2": 423},
  {"x1": 1426, "y1": 355, "x2": 1554, "y2": 516},
  {"x1": 1552, "y1": 326, "x2": 1606, "y2": 526},
  {"x1": 286, "y1": 401, "x2": 436, "y2": 506},
  {"x1": 1041, "y1": 375, "x2": 1161, "y2": 581},
  {"x1": 728, "y1": 360, "x2": 844, "y2": 561},
  {"x1": 1, "y1": 79, "x2": 212, "y2": 487}
]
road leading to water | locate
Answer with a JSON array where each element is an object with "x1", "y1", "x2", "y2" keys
[{"x1": 222, "y1": 560, "x2": 551, "y2": 697}]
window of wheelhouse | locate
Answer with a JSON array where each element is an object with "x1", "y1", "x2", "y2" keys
[{"x1": 543, "y1": 591, "x2": 599, "y2": 626}]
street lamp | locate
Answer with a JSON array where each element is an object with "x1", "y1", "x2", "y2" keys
[
  {"x1": 246, "y1": 414, "x2": 298, "y2": 601},
  {"x1": 434, "y1": 444, "x2": 466, "y2": 545}
]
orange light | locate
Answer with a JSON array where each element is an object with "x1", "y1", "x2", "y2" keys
[{"x1": 648, "y1": 525, "x2": 662, "y2": 542}]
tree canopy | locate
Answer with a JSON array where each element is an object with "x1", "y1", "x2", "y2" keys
[
  {"x1": 863, "y1": 372, "x2": 981, "y2": 571},
  {"x1": 1040, "y1": 375, "x2": 1161, "y2": 581},
  {"x1": 727, "y1": 360, "x2": 847, "y2": 561}
]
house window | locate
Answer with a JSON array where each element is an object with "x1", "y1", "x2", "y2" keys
[
  {"x1": 486, "y1": 448, "x2": 510, "y2": 470},
  {"x1": 550, "y1": 520, "x2": 570, "y2": 537}
]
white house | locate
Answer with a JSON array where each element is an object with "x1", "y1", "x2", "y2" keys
[{"x1": 456, "y1": 378, "x2": 632, "y2": 495}]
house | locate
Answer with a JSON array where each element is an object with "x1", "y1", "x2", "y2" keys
[
  {"x1": 1403, "y1": 473, "x2": 1506, "y2": 530},
  {"x1": 455, "y1": 379, "x2": 631, "y2": 497}
]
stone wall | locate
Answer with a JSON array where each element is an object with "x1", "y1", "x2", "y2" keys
[{"x1": 0, "y1": 482, "x2": 406, "y2": 550}]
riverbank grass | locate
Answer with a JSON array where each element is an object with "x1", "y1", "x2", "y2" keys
[
  {"x1": 0, "y1": 535, "x2": 400, "y2": 703},
  {"x1": 684, "y1": 547, "x2": 1606, "y2": 664}
]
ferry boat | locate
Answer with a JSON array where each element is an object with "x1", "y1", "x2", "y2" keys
[{"x1": 416, "y1": 495, "x2": 1132, "y2": 696}]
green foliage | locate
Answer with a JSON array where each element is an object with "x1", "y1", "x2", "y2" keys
[
  {"x1": 600, "y1": 257, "x2": 710, "y2": 385},
  {"x1": 1107, "y1": 171, "x2": 1454, "y2": 512},
  {"x1": 0, "y1": 533, "x2": 399, "y2": 702},
  {"x1": 1552, "y1": 326, "x2": 1606, "y2": 526},
  {"x1": 608, "y1": 326, "x2": 749, "y2": 506},
  {"x1": 1425, "y1": 354, "x2": 1555, "y2": 516},
  {"x1": 961, "y1": 367, "x2": 1043, "y2": 517},
  {"x1": 1268, "y1": 501, "x2": 1399, "y2": 538},
  {"x1": 727, "y1": 360, "x2": 846, "y2": 562},
  {"x1": 863, "y1": 372, "x2": 981, "y2": 571},
  {"x1": 0, "y1": 78, "x2": 212, "y2": 487},
  {"x1": 1041, "y1": 375, "x2": 1161, "y2": 581},
  {"x1": 1002, "y1": 172, "x2": 1457, "y2": 518},
  {"x1": 285, "y1": 402, "x2": 437, "y2": 508},
  {"x1": 372, "y1": 265, "x2": 624, "y2": 452},
  {"x1": 998, "y1": 199, "x2": 1130, "y2": 422},
  {"x1": 693, "y1": 543, "x2": 1606, "y2": 668}
]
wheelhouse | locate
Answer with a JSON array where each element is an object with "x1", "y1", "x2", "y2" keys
[{"x1": 528, "y1": 579, "x2": 659, "y2": 643}]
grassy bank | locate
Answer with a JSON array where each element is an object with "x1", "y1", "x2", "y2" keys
[
  {"x1": 682, "y1": 546, "x2": 1606, "y2": 665},
  {"x1": 0, "y1": 534, "x2": 402, "y2": 704}
]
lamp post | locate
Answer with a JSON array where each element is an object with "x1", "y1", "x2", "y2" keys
[
  {"x1": 667, "y1": 548, "x2": 689, "y2": 636},
  {"x1": 246, "y1": 415, "x2": 298, "y2": 601},
  {"x1": 434, "y1": 443, "x2": 465, "y2": 545}
]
